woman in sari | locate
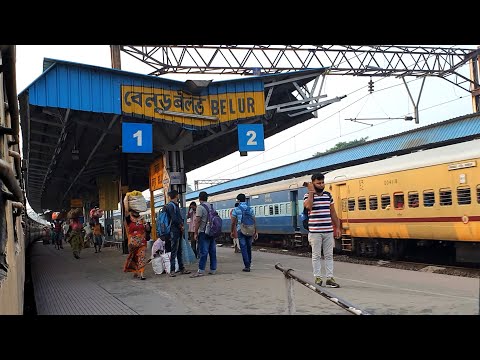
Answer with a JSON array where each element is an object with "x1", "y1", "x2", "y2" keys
[
  {"x1": 65, "y1": 208, "x2": 84, "y2": 259},
  {"x1": 123, "y1": 208, "x2": 148, "y2": 280}
]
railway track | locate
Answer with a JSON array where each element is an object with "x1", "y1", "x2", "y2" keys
[{"x1": 246, "y1": 243, "x2": 480, "y2": 278}]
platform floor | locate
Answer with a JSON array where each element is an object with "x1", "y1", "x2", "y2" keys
[
  {"x1": 30, "y1": 240, "x2": 479, "y2": 315},
  {"x1": 30, "y1": 242, "x2": 137, "y2": 315}
]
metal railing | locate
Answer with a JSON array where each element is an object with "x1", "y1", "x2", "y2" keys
[{"x1": 275, "y1": 263, "x2": 370, "y2": 315}]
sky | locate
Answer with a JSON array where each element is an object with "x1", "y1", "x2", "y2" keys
[{"x1": 15, "y1": 45, "x2": 478, "y2": 217}]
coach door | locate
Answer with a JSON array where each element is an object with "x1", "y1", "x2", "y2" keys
[
  {"x1": 336, "y1": 183, "x2": 352, "y2": 251},
  {"x1": 337, "y1": 184, "x2": 349, "y2": 227},
  {"x1": 290, "y1": 190, "x2": 298, "y2": 229}
]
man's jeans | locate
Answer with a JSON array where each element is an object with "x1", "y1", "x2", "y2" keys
[
  {"x1": 170, "y1": 230, "x2": 184, "y2": 273},
  {"x1": 238, "y1": 232, "x2": 253, "y2": 269},
  {"x1": 308, "y1": 231, "x2": 334, "y2": 278},
  {"x1": 197, "y1": 232, "x2": 217, "y2": 273}
]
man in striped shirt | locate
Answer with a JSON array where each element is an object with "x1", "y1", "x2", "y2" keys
[{"x1": 304, "y1": 173, "x2": 342, "y2": 288}]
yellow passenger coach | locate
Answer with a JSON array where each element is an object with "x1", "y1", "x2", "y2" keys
[{"x1": 325, "y1": 138, "x2": 480, "y2": 263}]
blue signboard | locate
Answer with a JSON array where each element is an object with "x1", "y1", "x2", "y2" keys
[
  {"x1": 238, "y1": 124, "x2": 265, "y2": 152},
  {"x1": 122, "y1": 123, "x2": 153, "y2": 153}
]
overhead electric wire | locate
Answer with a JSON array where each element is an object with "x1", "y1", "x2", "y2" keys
[
  {"x1": 207, "y1": 91, "x2": 468, "y2": 180},
  {"x1": 205, "y1": 77, "x2": 423, "y2": 180},
  {"x1": 204, "y1": 46, "x2": 470, "y2": 180}
]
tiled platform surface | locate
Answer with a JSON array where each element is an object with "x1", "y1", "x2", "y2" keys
[
  {"x1": 30, "y1": 242, "x2": 137, "y2": 315},
  {"x1": 28, "y1": 240, "x2": 479, "y2": 315}
]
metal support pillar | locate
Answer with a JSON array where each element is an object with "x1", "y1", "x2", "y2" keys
[
  {"x1": 164, "y1": 150, "x2": 187, "y2": 236},
  {"x1": 120, "y1": 152, "x2": 129, "y2": 254},
  {"x1": 469, "y1": 50, "x2": 480, "y2": 113},
  {"x1": 285, "y1": 274, "x2": 296, "y2": 315},
  {"x1": 110, "y1": 45, "x2": 122, "y2": 70},
  {"x1": 403, "y1": 77, "x2": 426, "y2": 124}
]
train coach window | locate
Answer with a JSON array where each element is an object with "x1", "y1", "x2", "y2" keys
[
  {"x1": 369, "y1": 196, "x2": 378, "y2": 210},
  {"x1": 394, "y1": 193, "x2": 405, "y2": 209},
  {"x1": 269, "y1": 205, "x2": 274, "y2": 216},
  {"x1": 457, "y1": 186, "x2": 471, "y2": 205},
  {"x1": 381, "y1": 194, "x2": 391, "y2": 209},
  {"x1": 274, "y1": 204, "x2": 279, "y2": 215},
  {"x1": 423, "y1": 190, "x2": 435, "y2": 207},
  {"x1": 408, "y1": 192, "x2": 419, "y2": 207},
  {"x1": 286, "y1": 203, "x2": 291, "y2": 215},
  {"x1": 439, "y1": 188, "x2": 452, "y2": 206},
  {"x1": 358, "y1": 197, "x2": 366, "y2": 210},
  {"x1": 348, "y1": 198, "x2": 355, "y2": 211},
  {"x1": 477, "y1": 185, "x2": 480, "y2": 204}
]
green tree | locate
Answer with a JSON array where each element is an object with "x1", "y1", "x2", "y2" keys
[{"x1": 313, "y1": 137, "x2": 369, "y2": 157}]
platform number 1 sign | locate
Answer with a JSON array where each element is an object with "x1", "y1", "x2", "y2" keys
[
  {"x1": 238, "y1": 124, "x2": 265, "y2": 152},
  {"x1": 122, "y1": 123, "x2": 153, "y2": 153}
]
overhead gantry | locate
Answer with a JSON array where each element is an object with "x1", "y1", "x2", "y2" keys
[{"x1": 119, "y1": 45, "x2": 480, "y2": 120}]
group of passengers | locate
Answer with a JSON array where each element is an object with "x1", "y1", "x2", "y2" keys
[
  {"x1": 64, "y1": 172, "x2": 341, "y2": 288},
  {"x1": 123, "y1": 172, "x2": 341, "y2": 287},
  {"x1": 122, "y1": 189, "x2": 258, "y2": 280}
]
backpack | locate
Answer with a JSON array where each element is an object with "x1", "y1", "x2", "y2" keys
[
  {"x1": 239, "y1": 206, "x2": 256, "y2": 236},
  {"x1": 54, "y1": 221, "x2": 62, "y2": 233},
  {"x1": 156, "y1": 202, "x2": 173, "y2": 239},
  {"x1": 301, "y1": 207, "x2": 309, "y2": 231},
  {"x1": 201, "y1": 203, "x2": 223, "y2": 238}
]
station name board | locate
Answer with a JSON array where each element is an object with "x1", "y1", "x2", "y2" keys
[{"x1": 121, "y1": 84, "x2": 265, "y2": 128}]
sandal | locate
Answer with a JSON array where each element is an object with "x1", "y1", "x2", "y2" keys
[
  {"x1": 140, "y1": 276, "x2": 146, "y2": 280},
  {"x1": 190, "y1": 272, "x2": 204, "y2": 278},
  {"x1": 180, "y1": 269, "x2": 191, "y2": 275}
]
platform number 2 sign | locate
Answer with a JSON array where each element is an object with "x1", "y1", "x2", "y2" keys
[
  {"x1": 246, "y1": 130, "x2": 257, "y2": 146},
  {"x1": 238, "y1": 124, "x2": 265, "y2": 152},
  {"x1": 122, "y1": 123, "x2": 153, "y2": 153}
]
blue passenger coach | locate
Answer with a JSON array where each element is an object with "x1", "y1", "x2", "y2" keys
[{"x1": 186, "y1": 176, "x2": 313, "y2": 248}]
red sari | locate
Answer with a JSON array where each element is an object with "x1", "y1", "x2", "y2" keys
[{"x1": 123, "y1": 215, "x2": 147, "y2": 273}]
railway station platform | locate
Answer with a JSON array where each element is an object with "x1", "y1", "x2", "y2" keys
[{"x1": 29, "y1": 241, "x2": 479, "y2": 315}]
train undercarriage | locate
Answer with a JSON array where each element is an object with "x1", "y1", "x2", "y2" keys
[{"x1": 217, "y1": 231, "x2": 480, "y2": 266}]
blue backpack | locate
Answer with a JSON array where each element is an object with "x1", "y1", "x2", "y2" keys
[
  {"x1": 301, "y1": 207, "x2": 309, "y2": 231},
  {"x1": 156, "y1": 202, "x2": 173, "y2": 239},
  {"x1": 201, "y1": 203, "x2": 223, "y2": 238},
  {"x1": 239, "y1": 206, "x2": 256, "y2": 236}
]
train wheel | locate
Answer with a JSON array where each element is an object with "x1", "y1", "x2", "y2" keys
[
  {"x1": 289, "y1": 237, "x2": 295, "y2": 249},
  {"x1": 354, "y1": 239, "x2": 362, "y2": 256},
  {"x1": 391, "y1": 240, "x2": 399, "y2": 260}
]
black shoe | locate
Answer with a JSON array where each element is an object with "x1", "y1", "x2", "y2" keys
[
  {"x1": 325, "y1": 278, "x2": 340, "y2": 288},
  {"x1": 242, "y1": 268, "x2": 250, "y2": 272}
]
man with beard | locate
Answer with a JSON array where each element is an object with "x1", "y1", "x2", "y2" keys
[{"x1": 303, "y1": 173, "x2": 342, "y2": 288}]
